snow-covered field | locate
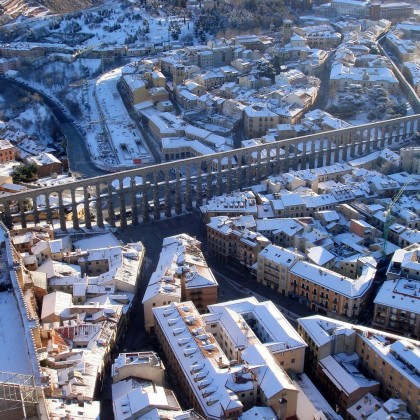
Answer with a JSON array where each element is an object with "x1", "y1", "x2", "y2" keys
[
  {"x1": 327, "y1": 87, "x2": 412, "y2": 127},
  {"x1": 0, "y1": 291, "x2": 33, "y2": 374},
  {"x1": 0, "y1": 86, "x2": 59, "y2": 159},
  {"x1": 24, "y1": 4, "x2": 192, "y2": 48}
]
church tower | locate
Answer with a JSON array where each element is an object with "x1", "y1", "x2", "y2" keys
[{"x1": 283, "y1": 19, "x2": 292, "y2": 46}]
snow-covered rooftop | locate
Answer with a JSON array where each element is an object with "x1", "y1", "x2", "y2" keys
[
  {"x1": 290, "y1": 260, "x2": 374, "y2": 298},
  {"x1": 374, "y1": 278, "x2": 419, "y2": 314}
]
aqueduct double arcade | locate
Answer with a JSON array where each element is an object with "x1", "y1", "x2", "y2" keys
[{"x1": 0, "y1": 114, "x2": 418, "y2": 230}]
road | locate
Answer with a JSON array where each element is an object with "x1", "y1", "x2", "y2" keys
[
  {"x1": 0, "y1": 76, "x2": 107, "y2": 178},
  {"x1": 313, "y1": 52, "x2": 334, "y2": 111}
]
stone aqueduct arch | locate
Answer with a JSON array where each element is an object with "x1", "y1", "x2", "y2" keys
[{"x1": 1, "y1": 115, "x2": 418, "y2": 229}]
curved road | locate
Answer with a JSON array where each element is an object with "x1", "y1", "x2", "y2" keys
[{"x1": 0, "y1": 77, "x2": 107, "y2": 179}]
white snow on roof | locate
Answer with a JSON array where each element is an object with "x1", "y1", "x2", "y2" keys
[
  {"x1": 162, "y1": 137, "x2": 215, "y2": 156},
  {"x1": 153, "y1": 302, "x2": 244, "y2": 418},
  {"x1": 207, "y1": 297, "x2": 307, "y2": 351},
  {"x1": 347, "y1": 393, "x2": 382, "y2": 420},
  {"x1": 41, "y1": 291, "x2": 72, "y2": 321},
  {"x1": 297, "y1": 315, "x2": 355, "y2": 347},
  {"x1": 240, "y1": 343, "x2": 297, "y2": 398},
  {"x1": 36, "y1": 259, "x2": 81, "y2": 279},
  {"x1": 259, "y1": 244, "x2": 301, "y2": 268},
  {"x1": 363, "y1": 335, "x2": 420, "y2": 388},
  {"x1": 239, "y1": 406, "x2": 277, "y2": 420},
  {"x1": 374, "y1": 278, "x2": 419, "y2": 314},
  {"x1": 290, "y1": 260, "x2": 374, "y2": 298},
  {"x1": 113, "y1": 381, "x2": 178, "y2": 420},
  {"x1": 74, "y1": 233, "x2": 121, "y2": 250},
  {"x1": 320, "y1": 354, "x2": 379, "y2": 395},
  {"x1": 45, "y1": 398, "x2": 100, "y2": 419},
  {"x1": 143, "y1": 234, "x2": 216, "y2": 304},
  {"x1": 307, "y1": 246, "x2": 335, "y2": 266}
]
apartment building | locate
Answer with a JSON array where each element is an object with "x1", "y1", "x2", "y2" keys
[
  {"x1": 113, "y1": 380, "x2": 183, "y2": 420},
  {"x1": 400, "y1": 147, "x2": 420, "y2": 175},
  {"x1": 320, "y1": 353, "x2": 380, "y2": 411},
  {"x1": 386, "y1": 31, "x2": 418, "y2": 63},
  {"x1": 330, "y1": 63, "x2": 399, "y2": 94},
  {"x1": 289, "y1": 260, "x2": 375, "y2": 318},
  {"x1": 234, "y1": 35, "x2": 264, "y2": 51},
  {"x1": 386, "y1": 244, "x2": 420, "y2": 282},
  {"x1": 204, "y1": 298, "x2": 307, "y2": 373},
  {"x1": 403, "y1": 62, "x2": 420, "y2": 96},
  {"x1": 275, "y1": 69, "x2": 306, "y2": 86},
  {"x1": 0, "y1": 42, "x2": 45, "y2": 61},
  {"x1": 372, "y1": 278, "x2": 419, "y2": 339},
  {"x1": 194, "y1": 70, "x2": 225, "y2": 90},
  {"x1": 331, "y1": 0, "x2": 370, "y2": 18},
  {"x1": 10, "y1": 226, "x2": 55, "y2": 253},
  {"x1": 388, "y1": 224, "x2": 420, "y2": 249},
  {"x1": 111, "y1": 351, "x2": 165, "y2": 385},
  {"x1": 264, "y1": 163, "x2": 353, "y2": 194},
  {"x1": 162, "y1": 137, "x2": 214, "y2": 161},
  {"x1": 110, "y1": 351, "x2": 200, "y2": 419},
  {"x1": 153, "y1": 300, "x2": 300, "y2": 419},
  {"x1": 256, "y1": 244, "x2": 303, "y2": 295},
  {"x1": 371, "y1": 2, "x2": 414, "y2": 21},
  {"x1": 75, "y1": 245, "x2": 143, "y2": 294},
  {"x1": 41, "y1": 291, "x2": 73, "y2": 323},
  {"x1": 298, "y1": 315, "x2": 377, "y2": 413},
  {"x1": 297, "y1": 316, "x2": 420, "y2": 418},
  {"x1": 293, "y1": 25, "x2": 341, "y2": 50},
  {"x1": 356, "y1": 333, "x2": 419, "y2": 418},
  {"x1": 206, "y1": 216, "x2": 270, "y2": 268},
  {"x1": 0, "y1": 139, "x2": 15, "y2": 163},
  {"x1": 25, "y1": 152, "x2": 61, "y2": 177},
  {"x1": 200, "y1": 192, "x2": 259, "y2": 223},
  {"x1": 347, "y1": 394, "x2": 411, "y2": 420},
  {"x1": 243, "y1": 106, "x2": 279, "y2": 138},
  {"x1": 119, "y1": 74, "x2": 150, "y2": 105}
]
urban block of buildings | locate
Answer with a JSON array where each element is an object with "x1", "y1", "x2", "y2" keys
[
  {"x1": 153, "y1": 298, "x2": 307, "y2": 419},
  {"x1": 142, "y1": 233, "x2": 218, "y2": 333},
  {"x1": 3, "y1": 226, "x2": 145, "y2": 418},
  {"x1": 298, "y1": 315, "x2": 419, "y2": 418}
]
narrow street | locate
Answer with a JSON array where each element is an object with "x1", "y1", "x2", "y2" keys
[{"x1": 312, "y1": 52, "x2": 334, "y2": 111}]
